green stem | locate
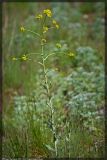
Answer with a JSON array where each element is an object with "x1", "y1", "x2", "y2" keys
[
  {"x1": 39, "y1": 14, "x2": 58, "y2": 157},
  {"x1": 44, "y1": 53, "x2": 55, "y2": 61},
  {"x1": 41, "y1": 45, "x2": 50, "y2": 96},
  {"x1": 25, "y1": 29, "x2": 41, "y2": 38},
  {"x1": 41, "y1": 43, "x2": 58, "y2": 157}
]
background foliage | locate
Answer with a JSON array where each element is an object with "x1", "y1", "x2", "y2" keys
[{"x1": 3, "y1": 2, "x2": 105, "y2": 158}]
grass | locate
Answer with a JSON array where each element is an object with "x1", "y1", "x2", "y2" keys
[{"x1": 3, "y1": 2, "x2": 105, "y2": 158}]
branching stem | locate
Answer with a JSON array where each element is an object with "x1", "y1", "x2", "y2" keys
[
  {"x1": 41, "y1": 43, "x2": 58, "y2": 157},
  {"x1": 25, "y1": 29, "x2": 41, "y2": 38}
]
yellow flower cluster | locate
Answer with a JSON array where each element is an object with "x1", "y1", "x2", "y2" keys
[
  {"x1": 56, "y1": 43, "x2": 62, "y2": 48},
  {"x1": 21, "y1": 55, "x2": 28, "y2": 61},
  {"x1": 55, "y1": 24, "x2": 59, "y2": 29},
  {"x1": 36, "y1": 9, "x2": 52, "y2": 21},
  {"x1": 68, "y1": 52, "x2": 75, "y2": 57},
  {"x1": 43, "y1": 9, "x2": 52, "y2": 17},
  {"x1": 36, "y1": 14, "x2": 43, "y2": 19},
  {"x1": 52, "y1": 20, "x2": 59, "y2": 29},
  {"x1": 12, "y1": 55, "x2": 29, "y2": 61},
  {"x1": 43, "y1": 26, "x2": 48, "y2": 34},
  {"x1": 20, "y1": 26, "x2": 25, "y2": 32},
  {"x1": 35, "y1": 9, "x2": 60, "y2": 31},
  {"x1": 52, "y1": 20, "x2": 57, "y2": 24},
  {"x1": 12, "y1": 57, "x2": 17, "y2": 61}
]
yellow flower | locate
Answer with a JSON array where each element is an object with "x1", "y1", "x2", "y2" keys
[
  {"x1": 56, "y1": 43, "x2": 62, "y2": 48},
  {"x1": 55, "y1": 24, "x2": 59, "y2": 29},
  {"x1": 52, "y1": 20, "x2": 57, "y2": 24},
  {"x1": 21, "y1": 55, "x2": 28, "y2": 61},
  {"x1": 20, "y1": 26, "x2": 25, "y2": 32},
  {"x1": 52, "y1": 19, "x2": 59, "y2": 29},
  {"x1": 36, "y1": 14, "x2": 43, "y2": 19},
  {"x1": 43, "y1": 26, "x2": 48, "y2": 33},
  {"x1": 68, "y1": 52, "x2": 75, "y2": 57},
  {"x1": 43, "y1": 9, "x2": 52, "y2": 17},
  {"x1": 12, "y1": 57, "x2": 17, "y2": 61}
]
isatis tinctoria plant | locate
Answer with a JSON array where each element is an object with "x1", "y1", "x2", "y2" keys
[
  {"x1": 12, "y1": 9, "x2": 62, "y2": 157},
  {"x1": 12, "y1": 8, "x2": 75, "y2": 157}
]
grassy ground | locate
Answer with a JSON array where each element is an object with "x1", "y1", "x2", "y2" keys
[{"x1": 3, "y1": 2, "x2": 105, "y2": 158}]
